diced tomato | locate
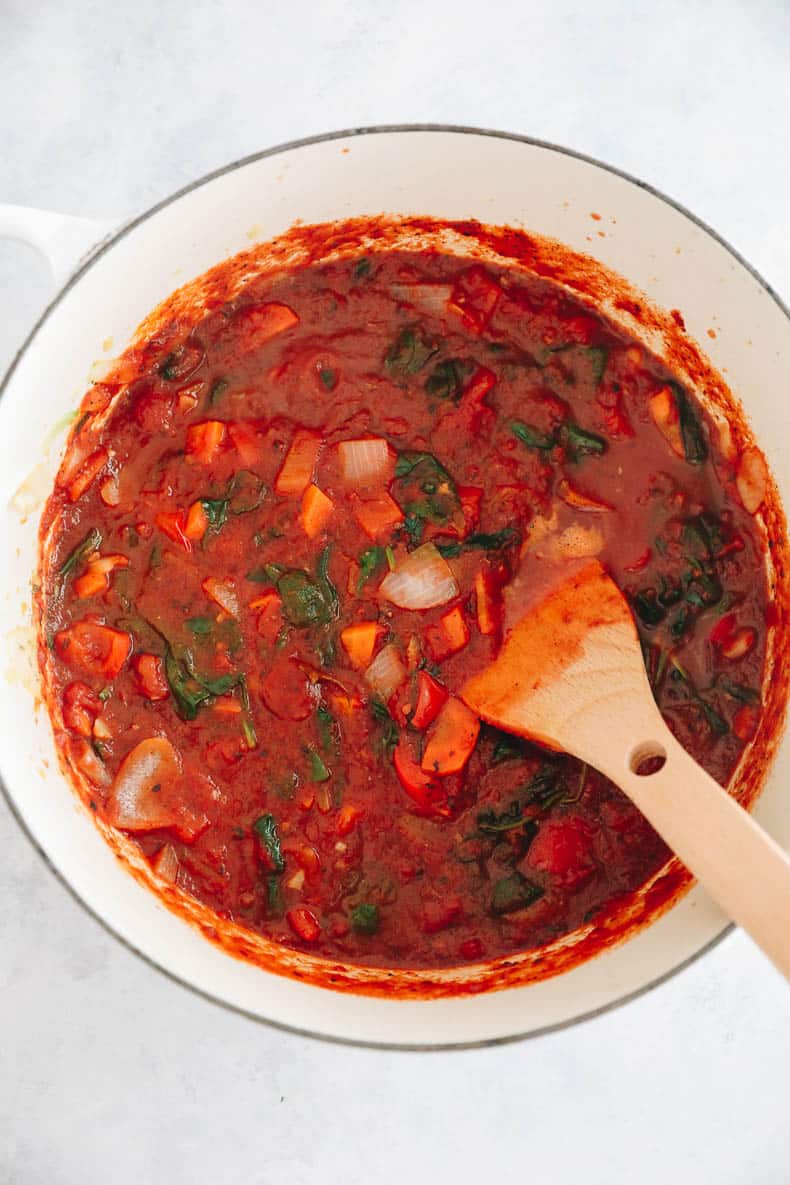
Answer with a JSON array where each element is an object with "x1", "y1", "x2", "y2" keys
[
  {"x1": 561, "y1": 313, "x2": 597, "y2": 345},
  {"x1": 709, "y1": 612, "x2": 737, "y2": 647},
  {"x1": 340, "y1": 621, "x2": 386, "y2": 669},
  {"x1": 133, "y1": 654, "x2": 169, "y2": 701},
  {"x1": 422, "y1": 900, "x2": 463, "y2": 934},
  {"x1": 55, "y1": 623, "x2": 131, "y2": 679},
  {"x1": 186, "y1": 420, "x2": 225, "y2": 464},
  {"x1": 411, "y1": 671, "x2": 448, "y2": 730},
  {"x1": 421, "y1": 696, "x2": 480, "y2": 776},
  {"x1": 393, "y1": 740, "x2": 450, "y2": 817},
  {"x1": 474, "y1": 569, "x2": 500, "y2": 636},
  {"x1": 62, "y1": 681, "x2": 101, "y2": 737},
  {"x1": 625, "y1": 548, "x2": 652, "y2": 573},
  {"x1": 275, "y1": 429, "x2": 322, "y2": 497},
  {"x1": 252, "y1": 590, "x2": 283, "y2": 645},
  {"x1": 448, "y1": 267, "x2": 502, "y2": 333},
  {"x1": 733, "y1": 704, "x2": 760, "y2": 742},
  {"x1": 459, "y1": 937, "x2": 484, "y2": 960},
  {"x1": 290, "y1": 844, "x2": 322, "y2": 879},
  {"x1": 227, "y1": 421, "x2": 260, "y2": 465},
  {"x1": 67, "y1": 448, "x2": 109, "y2": 502},
  {"x1": 73, "y1": 554, "x2": 129, "y2": 598},
  {"x1": 287, "y1": 907, "x2": 321, "y2": 944},
  {"x1": 597, "y1": 386, "x2": 634, "y2": 438},
  {"x1": 336, "y1": 803, "x2": 364, "y2": 836},
  {"x1": 425, "y1": 606, "x2": 470, "y2": 661},
  {"x1": 527, "y1": 817, "x2": 596, "y2": 888},
  {"x1": 456, "y1": 485, "x2": 483, "y2": 536},
  {"x1": 260, "y1": 657, "x2": 316, "y2": 720},
  {"x1": 351, "y1": 491, "x2": 404, "y2": 539},
  {"x1": 300, "y1": 483, "x2": 334, "y2": 538},
  {"x1": 184, "y1": 500, "x2": 208, "y2": 541},
  {"x1": 719, "y1": 626, "x2": 756, "y2": 661},
  {"x1": 155, "y1": 511, "x2": 191, "y2": 552}
]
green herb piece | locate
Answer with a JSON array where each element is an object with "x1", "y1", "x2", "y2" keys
[
  {"x1": 242, "y1": 716, "x2": 258, "y2": 748},
  {"x1": 97, "y1": 686, "x2": 112, "y2": 703},
  {"x1": 425, "y1": 358, "x2": 472, "y2": 401},
  {"x1": 316, "y1": 706, "x2": 336, "y2": 753},
  {"x1": 561, "y1": 421, "x2": 608, "y2": 458},
  {"x1": 148, "y1": 543, "x2": 162, "y2": 571},
  {"x1": 385, "y1": 545, "x2": 396, "y2": 571},
  {"x1": 491, "y1": 732, "x2": 528, "y2": 764},
  {"x1": 510, "y1": 420, "x2": 554, "y2": 451},
  {"x1": 385, "y1": 327, "x2": 438, "y2": 378},
  {"x1": 253, "y1": 813, "x2": 285, "y2": 872},
  {"x1": 353, "y1": 258, "x2": 371, "y2": 279},
  {"x1": 491, "y1": 873, "x2": 544, "y2": 915},
  {"x1": 316, "y1": 545, "x2": 339, "y2": 617},
  {"x1": 719, "y1": 680, "x2": 760, "y2": 704},
  {"x1": 670, "y1": 658, "x2": 728, "y2": 735},
  {"x1": 632, "y1": 590, "x2": 666, "y2": 627},
  {"x1": 208, "y1": 377, "x2": 229, "y2": 406},
  {"x1": 319, "y1": 367, "x2": 337, "y2": 391},
  {"x1": 246, "y1": 567, "x2": 273, "y2": 583},
  {"x1": 228, "y1": 469, "x2": 266, "y2": 514},
  {"x1": 672, "y1": 383, "x2": 708, "y2": 464},
  {"x1": 58, "y1": 527, "x2": 102, "y2": 580},
  {"x1": 402, "y1": 514, "x2": 425, "y2": 547},
  {"x1": 266, "y1": 874, "x2": 284, "y2": 916},
  {"x1": 186, "y1": 616, "x2": 214, "y2": 636},
  {"x1": 477, "y1": 801, "x2": 530, "y2": 835},
  {"x1": 351, "y1": 903, "x2": 380, "y2": 935},
  {"x1": 586, "y1": 346, "x2": 608, "y2": 387},
  {"x1": 307, "y1": 747, "x2": 331, "y2": 782},
  {"x1": 357, "y1": 546, "x2": 386, "y2": 593},
  {"x1": 437, "y1": 528, "x2": 519, "y2": 559},
  {"x1": 158, "y1": 353, "x2": 179, "y2": 381},
  {"x1": 370, "y1": 697, "x2": 398, "y2": 755}
]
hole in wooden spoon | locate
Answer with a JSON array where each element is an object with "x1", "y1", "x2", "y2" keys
[{"x1": 629, "y1": 743, "x2": 667, "y2": 776}]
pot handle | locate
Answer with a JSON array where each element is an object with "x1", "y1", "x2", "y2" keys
[{"x1": 0, "y1": 204, "x2": 121, "y2": 288}]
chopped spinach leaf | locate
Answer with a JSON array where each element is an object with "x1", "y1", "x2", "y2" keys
[
  {"x1": 510, "y1": 420, "x2": 554, "y2": 451},
  {"x1": 254, "y1": 813, "x2": 285, "y2": 872},
  {"x1": 58, "y1": 527, "x2": 102, "y2": 579},
  {"x1": 208, "y1": 377, "x2": 229, "y2": 406},
  {"x1": 353, "y1": 257, "x2": 371, "y2": 279},
  {"x1": 672, "y1": 383, "x2": 708, "y2": 464},
  {"x1": 491, "y1": 731, "x2": 528, "y2": 764},
  {"x1": 369, "y1": 697, "x2": 398, "y2": 755},
  {"x1": 491, "y1": 873, "x2": 544, "y2": 915},
  {"x1": 560, "y1": 421, "x2": 608, "y2": 459},
  {"x1": 718, "y1": 680, "x2": 760, "y2": 705},
  {"x1": 186, "y1": 616, "x2": 213, "y2": 636},
  {"x1": 425, "y1": 358, "x2": 472, "y2": 401},
  {"x1": 319, "y1": 367, "x2": 337, "y2": 391},
  {"x1": 351, "y1": 903, "x2": 380, "y2": 935},
  {"x1": 307, "y1": 747, "x2": 331, "y2": 782},
  {"x1": 385, "y1": 327, "x2": 438, "y2": 378},
  {"x1": 357, "y1": 546, "x2": 386, "y2": 593},
  {"x1": 586, "y1": 346, "x2": 608, "y2": 386},
  {"x1": 437, "y1": 528, "x2": 519, "y2": 558}
]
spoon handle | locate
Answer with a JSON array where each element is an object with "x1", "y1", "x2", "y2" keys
[{"x1": 604, "y1": 718, "x2": 790, "y2": 980}]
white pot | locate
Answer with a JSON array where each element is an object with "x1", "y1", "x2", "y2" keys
[{"x1": 1, "y1": 126, "x2": 788, "y2": 1047}]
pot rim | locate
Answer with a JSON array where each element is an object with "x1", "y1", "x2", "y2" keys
[{"x1": 2, "y1": 122, "x2": 784, "y2": 1050}]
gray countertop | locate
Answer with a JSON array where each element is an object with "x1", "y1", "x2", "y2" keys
[{"x1": 2, "y1": 2, "x2": 789, "y2": 1182}]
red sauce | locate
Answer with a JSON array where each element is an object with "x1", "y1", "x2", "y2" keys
[{"x1": 37, "y1": 222, "x2": 783, "y2": 983}]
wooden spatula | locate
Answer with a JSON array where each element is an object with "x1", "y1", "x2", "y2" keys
[{"x1": 462, "y1": 558, "x2": 790, "y2": 978}]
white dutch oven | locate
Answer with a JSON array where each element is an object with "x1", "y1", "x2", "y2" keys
[{"x1": 1, "y1": 126, "x2": 788, "y2": 1047}]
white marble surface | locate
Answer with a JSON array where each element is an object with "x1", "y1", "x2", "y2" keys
[{"x1": 2, "y1": 2, "x2": 789, "y2": 1181}]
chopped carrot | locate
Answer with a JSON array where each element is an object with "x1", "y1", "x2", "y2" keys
[
  {"x1": 557, "y1": 478, "x2": 612, "y2": 512},
  {"x1": 347, "y1": 560, "x2": 360, "y2": 595},
  {"x1": 352, "y1": 491, "x2": 404, "y2": 539},
  {"x1": 340, "y1": 621, "x2": 386, "y2": 669},
  {"x1": 275, "y1": 429, "x2": 322, "y2": 497},
  {"x1": 426, "y1": 606, "x2": 471, "y2": 661},
  {"x1": 474, "y1": 570, "x2": 500, "y2": 636},
  {"x1": 212, "y1": 697, "x2": 243, "y2": 715},
  {"x1": 185, "y1": 420, "x2": 226, "y2": 464},
  {"x1": 328, "y1": 689, "x2": 363, "y2": 715},
  {"x1": 55, "y1": 623, "x2": 131, "y2": 679},
  {"x1": 184, "y1": 500, "x2": 209, "y2": 540},
  {"x1": 68, "y1": 448, "x2": 109, "y2": 502},
  {"x1": 336, "y1": 803, "x2": 364, "y2": 836},
  {"x1": 421, "y1": 696, "x2": 480, "y2": 775},
  {"x1": 300, "y1": 483, "x2": 334, "y2": 538},
  {"x1": 252, "y1": 590, "x2": 283, "y2": 644},
  {"x1": 155, "y1": 511, "x2": 191, "y2": 552},
  {"x1": 73, "y1": 553, "x2": 129, "y2": 599}
]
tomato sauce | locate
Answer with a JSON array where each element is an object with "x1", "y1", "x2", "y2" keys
[{"x1": 39, "y1": 242, "x2": 773, "y2": 971}]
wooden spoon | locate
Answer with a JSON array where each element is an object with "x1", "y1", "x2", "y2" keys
[{"x1": 462, "y1": 558, "x2": 790, "y2": 978}]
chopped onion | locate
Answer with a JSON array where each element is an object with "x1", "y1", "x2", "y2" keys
[
  {"x1": 379, "y1": 543, "x2": 459, "y2": 610},
  {"x1": 106, "y1": 737, "x2": 182, "y2": 831},
  {"x1": 152, "y1": 842, "x2": 180, "y2": 884},
  {"x1": 202, "y1": 577, "x2": 240, "y2": 617},
  {"x1": 552, "y1": 523, "x2": 605, "y2": 559},
  {"x1": 391, "y1": 283, "x2": 453, "y2": 319},
  {"x1": 338, "y1": 438, "x2": 393, "y2": 488},
  {"x1": 365, "y1": 643, "x2": 406, "y2": 699},
  {"x1": 736, "y1": 447, "x2": 767, "y2": 514}
]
